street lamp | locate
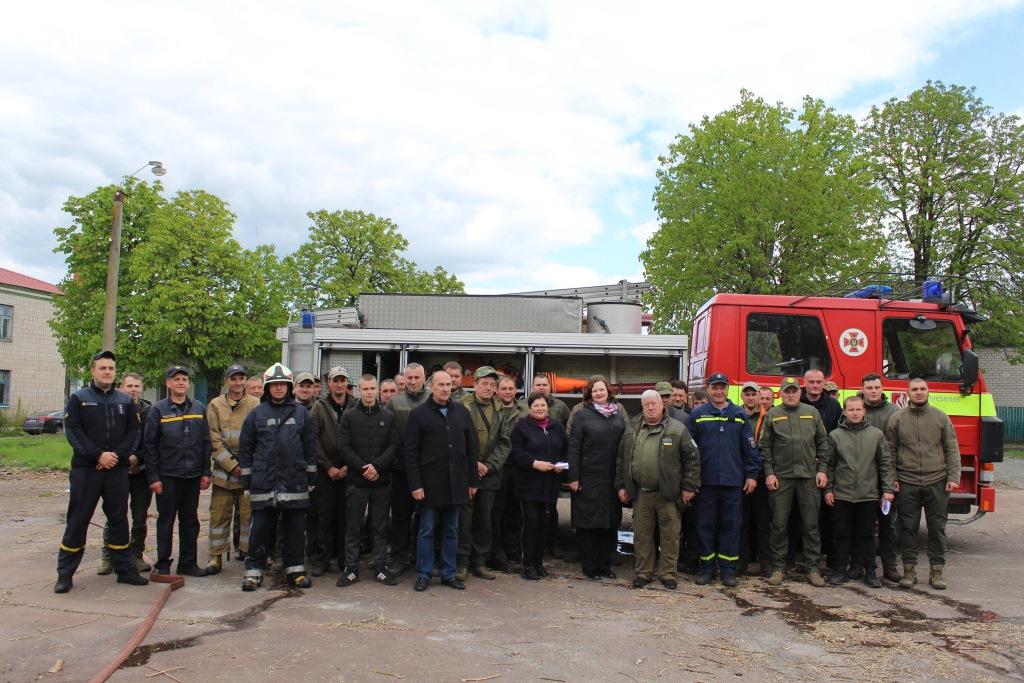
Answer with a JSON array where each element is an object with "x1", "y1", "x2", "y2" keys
[{"x1": 101, "y1": 161, "x2": 167, "y2": 352}]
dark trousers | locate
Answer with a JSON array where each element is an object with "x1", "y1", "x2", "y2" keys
[
  {"x1": 696, "y1": 485, "x2": 742, "y2": 574},
  {"x1": 232, "y1": 503, "x2": 241, "y2": 551},
  {"x1": 416, "y1": 504, "x2": 459, "y2": 579},
  {"x1": 769, "y1": 477, "x2": 821, "y2": 571},
  {"x1": 58, "y1": 467, "x2": 134, "y2": 577},
  {"x1": 312, "y1": 471, "x2": 346, "y2": 565},
  {"x1": 248, "y1": 506, "x2": 307, "y2": 575},
  {"x1": 154, "y1": 476, "x2": 201, "y2": 571},
  {"x1": 458, "y1": 488, "x2": 496, "y2": 568},
  {"x1": 102, "y1": 471, "x2": 152, "y2": 559},
  {"x1": 877, "y1": 496, "x2": 900, "y2": 570},
  {"x1": 576, "y1": 527, "x2": 614, "y2": 574},
  {"x1": 898, "y1": 480, "x2": 949, "y2": 566},
  {"x1": 345, "y1": 485, "x2": 390, "y2": 569},
  {"x1": 678, "y1": 503, "x2": 699, "y2": 570},
  {"x1": 389, "y1": 469, "x2": 416, "y2": 564},
  {"x1": 820, "y1": 501, "x2": 836, "y2": 569},
  {"x1": 492, "y1": 470, "x2": 522, "y2": 560},
  {"x1": 832, "y1": 500, "x2": 877, "y2": 573},
  {"x1": 739, "y1": 482, "x2": 770, "y2": 568},
  {"x1": 520, "y1": 499, "x2": 551, "y2": 570}
]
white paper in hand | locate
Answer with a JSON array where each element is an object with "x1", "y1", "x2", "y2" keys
[{"x1": 555, "y1": 462, "x2": 569, "y2": 471}]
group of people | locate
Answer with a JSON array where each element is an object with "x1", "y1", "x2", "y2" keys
[{"x1": 54, "y1": 352, "x2": 960, "y2": 597}]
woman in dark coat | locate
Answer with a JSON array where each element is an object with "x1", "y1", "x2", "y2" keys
[
  {"x1": 567, "y1": 375, "x2": 629, "y2": 580},
  {"x1": 510, "y1": 392, "x2": 568, "y2": 580}
]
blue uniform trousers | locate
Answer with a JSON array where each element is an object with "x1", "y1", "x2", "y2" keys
[{"x1": 696, "y1": 484, "x2": 742, "y2": 575}]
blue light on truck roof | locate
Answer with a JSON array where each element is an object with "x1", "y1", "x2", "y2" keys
[
  {"x1": 922, "y1": 279, "x2": 944, "y2": 302},
  {"x1": 844, "y1": 284, "x2": 893, "y2": 299}
]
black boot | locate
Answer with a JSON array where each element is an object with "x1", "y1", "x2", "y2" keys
[
  {"x1": 54, "y1": 575, "x2": 73, "y2": 593},
  {"x1": 117, "y1": 571, "x2": 150, "y2": 586},
  {"x1": 864, "y1": 570, "x2": 881, "y2": 589},
  {"x1": 828, "y1": 570, "x2": 847, "y2": 586}
]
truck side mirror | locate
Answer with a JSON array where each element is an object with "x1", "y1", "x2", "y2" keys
[{"x1": 961, "y1": 348, "x2": 979, "y2": 396}]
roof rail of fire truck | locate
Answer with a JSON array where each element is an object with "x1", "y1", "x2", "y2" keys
[{"x1": 787, "y1": 272, "x2": 972, "y2": 308}]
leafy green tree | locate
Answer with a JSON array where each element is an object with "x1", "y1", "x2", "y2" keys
[
  {"x1": 51, "y1": 183, "x2": 292, "y2": 394},
  {"x1": 861, "y1": 82, "x2": 1024, "y2": 355},
  {"x1": 642, "y1": 91, "x2": 882, "y2": 332},
  {"x1": 288, "y1": 209, "x2": 464, "y2": 309}
]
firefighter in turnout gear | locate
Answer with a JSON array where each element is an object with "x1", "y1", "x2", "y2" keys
[
  {"x1": 205, "y1": 364, "x2": 261, "y2": 575},
  {"x1": 55, "y1": 351, "x2": 149, "y2": 593},
  {"x1": 238, "y1": 363, "x2": 318, "y2": 591}
]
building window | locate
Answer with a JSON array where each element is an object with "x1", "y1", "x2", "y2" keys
[
  {"x1": 0, "y1": 304, "x2": 11, "y2": 341},
  {"x1": 0, "y1": 370, "x2": 10, "y2": 407},
  {"x1": 746, "y1": 313, "x2": 832, "y2": 377}
]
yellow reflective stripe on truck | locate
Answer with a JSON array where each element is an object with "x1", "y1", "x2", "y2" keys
[{"x1": 725, "y1": 384, "x2": 995, "y2": 417}]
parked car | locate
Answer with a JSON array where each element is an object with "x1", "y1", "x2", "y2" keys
[{"x1": 22, "y1": 410, "x2": 65, "y2": 435}]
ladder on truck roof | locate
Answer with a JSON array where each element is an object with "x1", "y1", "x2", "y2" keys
[{"x1": 786, "y1": 272, "x2": 975, "y2": 308}]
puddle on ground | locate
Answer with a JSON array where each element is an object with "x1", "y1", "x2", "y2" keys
[{"x1": 120, "y1": 589, "x2": 299, "y2": 668}]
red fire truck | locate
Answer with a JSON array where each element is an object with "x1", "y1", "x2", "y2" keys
[{"x1": 687, "y1": 281, "x2": 1004, "y2": 522}]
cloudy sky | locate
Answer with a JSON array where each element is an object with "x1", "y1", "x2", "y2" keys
[{"x1": 2, "y1": 1, "x2": 1023, "y2": 294}]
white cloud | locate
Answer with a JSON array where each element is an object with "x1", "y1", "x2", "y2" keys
[{"x1": 1, "y1": 0, "x2": 1021, "y2": 289}]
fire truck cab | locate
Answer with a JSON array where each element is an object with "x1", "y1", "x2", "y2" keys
[{"x1": 688, "y1": 288, "x2": 1004, "y2": 520}]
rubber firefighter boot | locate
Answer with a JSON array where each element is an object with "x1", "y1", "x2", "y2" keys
[
  {"x1": 929, "y1": 565, "x2": 947, "y2": 590},
  {"x1": 97, "y1": 556, "x2": 112, "y2": 575},
  {"x1": 898, "y1": 564, "x2": 917, "y2": 589},
  {"x1": 205, "y1": 554, "x2": 222, "y2": 576}
]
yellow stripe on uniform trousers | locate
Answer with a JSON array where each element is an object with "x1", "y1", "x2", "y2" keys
[{"x1": 60, "y1": 544, "x2": 82, "y2": 553}]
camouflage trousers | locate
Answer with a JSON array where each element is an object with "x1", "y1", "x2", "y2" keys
[{"x1": 209, "y1": 486, "x2": 250, "y2": 556}]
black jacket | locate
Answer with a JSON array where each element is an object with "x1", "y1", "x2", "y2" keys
[
  {"x1": 567, "y1": 403, "x2": 628, "y2": 529},
  {"x1": 133, "y1": 399, "x2": 153, "y2": 473},
  {"x1": 64, "y1": 383, "x2": 140, "y2": 469},
  {"x1": 801, "y1": 390, "x2": 842, "y2": 433},
  {"x1": 405, "y1": 399, "x2": 479, "y2": 507},
  {"x1": 510, "y1": 417, "x2": 568, "y2": 503},
  {"x1": 144, "y1": 397, "x2": 212, "y2": 483},
  {"x1": 239, "y1": 397, "x2": 317, "y2": 509},
  {"x1": 341, "y1": 401, "x2": 399, "y2": 487}
]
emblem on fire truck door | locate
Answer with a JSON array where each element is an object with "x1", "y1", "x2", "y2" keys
[{"x1": 839, "y1": 328, "x2": 868, "y2": 357}]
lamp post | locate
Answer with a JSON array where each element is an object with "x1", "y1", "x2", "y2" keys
[{"x1": 101, "y1": 161, "x2": 167, "y2": 352}]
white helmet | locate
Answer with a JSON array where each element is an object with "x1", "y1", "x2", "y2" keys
[{"x1": 262, "y1": 362, "x2": 293, "y2": 387}]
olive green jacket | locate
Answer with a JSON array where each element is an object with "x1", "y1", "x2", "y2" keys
[
  {"x1": 862, "y1": 393, "x2": 900, "y2": 433},
  {"x1": 517, "y1": 395, "x2": 570, "y2": 425},
  {"x1": 885, "y1": 403, "x2": 960, "y2": 486},
  {"x1": 460, "y1": 394, "x2": 512, "y2": 490},
  {"x1": 615, "y1": 415, "x2": 700, "y2": 501},
  {"x1": 825, "y1": 419, "x2": 894, "y2": 502},
  {"x1": 758, "y1": 403, "x2": 829, "y2": 479}
]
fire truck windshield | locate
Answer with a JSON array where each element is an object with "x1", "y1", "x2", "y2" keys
[{"x1": 882, "y1": 318, "x2": 964, "y2": 382}]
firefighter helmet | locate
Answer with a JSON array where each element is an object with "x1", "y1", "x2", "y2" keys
[{"x1": 262, "y1": 363, "x2": 293, "y2": 387}]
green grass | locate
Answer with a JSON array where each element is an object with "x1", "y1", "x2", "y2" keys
[
  {"x1": 0, "y1": 434, "x2": 72, "y2": 470},
  {"x1": 1006, "y1": 447, "x2": 1024, "y2": 460}
]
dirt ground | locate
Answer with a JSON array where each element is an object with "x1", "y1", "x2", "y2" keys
[{"x1": 1, "y1": 473, "x2": 1022, "y2": 682}]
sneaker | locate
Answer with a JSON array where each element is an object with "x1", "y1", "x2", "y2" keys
[
  {"x1": 414, "y1": 576, "x2": 430, "y2": 592},
  {"x1": 374, "y1": 568, "x2": 398, "y2": 586},
  {"x1": 336, "y1": 568, "x2": 359, "y2": 587},
  {"x1": 54, "y1": 575, "x2": 73, "y2": 594},
  {"x1": 721, "y1": 573, "x2": 738, "y2": 588},
  {"x1": 632, "y1": 576, "x2": 651, "y2": 588},
  {"x1": 440, "y1": 576, "x2": 466, "y2": 590},
  {"x1": 117, "y1": 571, "x2": 149, "y2": 586},
  {"x1": 97, "y1": 557, "x2": 113, "y2": 576},
  {"x1": 694, "y1": 573, "x2": 714, "y2": 586},
  {"x1": 470, "y1": 565, "x2": 496, "y2": 580},
  {"x1": 661, "y1": 578, "x2": 678, "y2": 590}
]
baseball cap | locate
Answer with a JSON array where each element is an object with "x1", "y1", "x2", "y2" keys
[
  {"x1": 779, "y1": 377, "x2": 801, "y2": 392},
  {"x1": 224, "y1": 364, "x2": 247, "y2": 379},
  {"x1": 741, "y1": 381, "x2": 760, "y2": 392},
  {"x1": 165, "y1": 364, "x2": 190, "y2": 379},
  {"x1": 824, "y1": 380, "x2": 840, "y2": 392},
  {"x1": 474, "y1": 366, "x2": 500, "y2": 381},
  {"x1": 707, "y1": 372, "x2": 729, "y2": 386},
  {"x1": 326, "y1": 366, "x2": 349, "y2": 380},
  {"x1": 294, "y1": 372, "x2": 315, "y2": 385},
  {"x1": 654, "y1": 381, "x2": 673, "y2": 396},
  {"x1": 92, "y1": 350, "x2": 116, "y2": 363}
]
